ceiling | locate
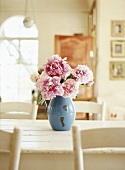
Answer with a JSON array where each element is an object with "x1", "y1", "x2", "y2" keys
[{"x1": 0, "y1": 0, "x2": 94, "y2": 12}]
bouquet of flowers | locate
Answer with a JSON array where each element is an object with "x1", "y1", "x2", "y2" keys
[{"x1": 30, "y1": 54, "x2": 94, "y2": 104}]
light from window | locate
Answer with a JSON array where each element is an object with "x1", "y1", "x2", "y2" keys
[{"x1": 0, "y1": 16, "x2": 38, "y2": 102}]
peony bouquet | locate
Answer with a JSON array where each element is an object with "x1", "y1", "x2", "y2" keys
[{"x1": 30, "y1": 54, "x2": 94, "y2": 104}]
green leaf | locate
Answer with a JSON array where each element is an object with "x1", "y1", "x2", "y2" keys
[
  {"x1": 66, "y1": 73, "x2": 74, "y2": 80},
  {"x1": 38, "y1": 70, "x2": 41, "y2": 75},
  {"x1": 37, "y1": 92, "x2": 45, "y2": 105},
  {"x1": 81, "y1": 84, "x2": 89, "y2": 87},
  {"x1": 60, "y1": 79, "x2": 65, "y2": 83}
]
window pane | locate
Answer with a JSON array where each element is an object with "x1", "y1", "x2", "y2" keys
[
  {"x1": 0, "y1": 64, "x2": 37, "y2": 102},
  {"x1": 20, "y1": 40, "x2": 38, "y2": 65},
  {"x1": 0, "y1": 40, "x2": 19, "y2": 64}
]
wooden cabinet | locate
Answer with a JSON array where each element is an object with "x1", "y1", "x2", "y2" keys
[{"x1": 55, "y1": 35, "x2": 94, "y2": 101}]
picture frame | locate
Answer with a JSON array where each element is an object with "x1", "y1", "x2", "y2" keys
[
  {"x1": 110, "y1": 61, "x2": 125, "y2": 80},
  {"x1": 111, "y1": 20, "x2": 124, "y2": 37},
  {"x1": 111, "y1": 41, "x2": 125, "y2": 57}
]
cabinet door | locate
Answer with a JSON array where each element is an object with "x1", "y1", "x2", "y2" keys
[{"x1": 55, "y1": 35, "x2": 94, "y2": 101}]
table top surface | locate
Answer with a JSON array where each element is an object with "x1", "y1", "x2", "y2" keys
[{"x1": 0, "y1": 119, "x2": 125, "y2": 153}]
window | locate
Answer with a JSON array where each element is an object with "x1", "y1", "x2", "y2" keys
[{"x1": 0, "y1": 16, "x2": 38, "y2": 102}]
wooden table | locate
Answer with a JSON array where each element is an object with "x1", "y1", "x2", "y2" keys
[{"x1": 0, "y1": 119, "x2": 125, "y2": 170}]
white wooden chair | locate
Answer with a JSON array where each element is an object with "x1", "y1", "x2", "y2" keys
[
  {"x1": 97, "y1": 94, "x2": 125, "y2": 120},
  {"x1": 72, "y1": 125, "x2": 125, "y2": 170},
  {"x1": 0, "y1": 101, "x2": 38, "y2": 119},
  {"x1": 73, "y1": 101, "x2": 106, "y2": 121},
  {"x1": 0, "y1": 127, "x2": 22, "y2": 170}
]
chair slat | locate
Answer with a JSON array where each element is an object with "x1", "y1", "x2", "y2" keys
[
  {"x1": 0, "y1": 101, "x2": 38, "y2": 120},
  {"x1": 73, "y1": 101, "x2": 106, "y2": 120},
  {"x1": 81, "y1": 127, "x2": 125, "y2": 148}
]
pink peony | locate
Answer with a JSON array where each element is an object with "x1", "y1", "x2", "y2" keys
[
  {"x1": 86, "y1": 80, "x2": 94, "y2": 86},
  {"x1": 62, "y1": 79, "x2": 79, "y2": 98},
  {"x1": 44, "y1": 54, "x2": 72, "y2": 79},
  {"x1": 39, "y1": 76, "x2": 64, "y2": 100},
  {"x1": 72, "y1": 65, "x2": 94, "y2": 85},
  {"x1": 30, "y1": 54, "x2": 94, "y2": 102}
]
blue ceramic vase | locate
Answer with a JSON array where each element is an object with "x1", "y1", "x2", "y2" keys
[{"x1": 47, "y1": 96, "x2": 76, "y2": 131}]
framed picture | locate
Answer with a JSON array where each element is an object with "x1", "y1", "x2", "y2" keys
[
  {"x1": 111, "y1": 20, "x2": 124, "y2": 37},
  {"x1": 110, "y1": 61, "x2": 125, "y2": 80},
  {"x1": 111, "y1": 41, "x2": 125, "y2": 57}
]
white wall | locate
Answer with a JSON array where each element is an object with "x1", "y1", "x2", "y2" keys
[{"x1": 96, "y1": 0, "x2": 125, "y2": 98}]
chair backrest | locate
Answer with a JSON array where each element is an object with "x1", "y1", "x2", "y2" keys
[
  {"x1": 97, "y1": 95, "x2": 125, "y2": 120},
  {"x1": 72, "y1": 125, "x2": 125, "y2": 170},
  {"x1": 0, "y1": 127, "x2": 22, "y2": 170},
  {"x1": 0, "y1": 101, "x2": 38, "y2": 119},
  {"x1": 73, "y1": 101, "x2": 106, "y2": 121}
]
